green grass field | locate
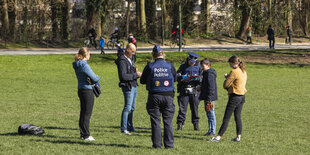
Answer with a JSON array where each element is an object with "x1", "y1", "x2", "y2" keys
[{"x1": 0, "y1": 50, "x2": 309, "y2": 154}]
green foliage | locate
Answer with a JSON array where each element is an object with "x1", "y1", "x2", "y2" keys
[{"x1": 0, "y1": 51, "x2": 309, "y2": 154}]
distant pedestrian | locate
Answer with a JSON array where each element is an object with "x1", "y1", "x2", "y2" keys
[
  {"x1": 99, "y1": 36, "x2": 105, "y2": 54},
  {"x1": 199, "y1": 58, "x2": 218, "y2": 137},
  {"x1": 286, "y1": 25, "x2": 292, "y2": 45},
  {"x1": 267, "y1": 25, "x2": 275, "y2": 49},
  {"x1": 209, "y1": 55, "x2": 247, "y2": 142},
  {"x1": 128, "y1": 33, "x2": 137, "y2": 62},
  {"x1": 246, "y1": 27, "x2": 252, "y2": 44},
  {"x1": 73, "y1": 47, "x2": 100, "y2": 141},
  {"x1": 140, "y1": 45, "x2": 177, "y2": 149}
]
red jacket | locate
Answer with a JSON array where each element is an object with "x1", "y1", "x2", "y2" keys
[{"x1": 172, "y1": 28, "x2": 184, "y2": 35}]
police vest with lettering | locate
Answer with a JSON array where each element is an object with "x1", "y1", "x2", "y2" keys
[
  {"x1": 147, "y1": 59, "x2": 174, "y2": 92},
  {"x1": 181, "y1": 63, "x2": 201, "y2": 76}
]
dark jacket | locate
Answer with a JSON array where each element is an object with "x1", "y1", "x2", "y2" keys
[
  {"x1": 140, "y1": 58, "x2": 177, "y2": 97},
  {"x1": 199, "y1": 68, "x2": 218, "y2": 101},
  {"x1": 115, "y1": 54, "x2": 139, "y2": 90},
  {"x1": 267, "y1": 27, "x2": 275, "y2": 40},
  {"x1": 88, "y1": 28, "x2": 97, "y2": 37},
  {"x1": 287, "y1": 28, "x2": 292, "y2": 36}
]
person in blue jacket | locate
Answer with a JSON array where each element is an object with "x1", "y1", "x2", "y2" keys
[
  {"x1": 199, "y1": 58, "x2": 218, "y2": 137},
  {"x1": 176, "y1": 52, "x2": 202, "y2": 131},
  {"x1": 140, "y1": 45, "x2": 177, "y2": 149},
  {"x1": 73, "y1": 47, "x2": 100, "y2": 141},
  {"x1": 99, "y1": 36, "x2": 105, "y2": 54}
]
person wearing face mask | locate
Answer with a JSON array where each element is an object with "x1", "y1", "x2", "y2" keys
[{"x1": 176, "y1": 52, "x2": 202, "y2": 131}]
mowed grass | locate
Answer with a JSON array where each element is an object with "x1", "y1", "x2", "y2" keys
[{"x1": 0, "y1": 50, "x2": 309, "y2": 154}]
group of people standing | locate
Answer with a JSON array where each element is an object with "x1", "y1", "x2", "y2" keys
[{"x1": 72, "y1": 44, "x2": 247, "y2": 149}]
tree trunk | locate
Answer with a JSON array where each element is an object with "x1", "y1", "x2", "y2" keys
[
  {"x1": 61, "y1": 0, "x2": 70, "y2": 41},
  {"x1": 136, "y1": 0, "x2": 141, "y2": 32},
  {"x1": 237, "y1": 5, "x2": 252, "y2": 38},
  {"x1": 86, "y1": 0, "x2": 98, "y2": 34},
  {"x1": 1, "y1": 0, "x2": 9, "y2": 39},
  {"x1": 100, "y1": 0, "x2": 109, "y2": 37},
  {"x1": 146, "y1": 0, "x2": 156, "y2": 39},
  {"x1": 201, "y1": 0, "x2": 210, "y2": 34},
  {"x1": 286, "y1": 0, "x2": 292, "y2": 27},
  {"x1": 51, "y1": 0, "x2": 58, "y2": 40},
  {"x1": 161, "y1": 0, "x2": 169, "y2": 38},
  {"x1": 268, "y1": 0, "x2": 272, "y2": 22},
  {"x1": 126, "y1": 0, "x2": 131, "y2": 37},
  {"x1": 140, "y1": 0, "x2": 147, "y2": 37},
  {"x1": 8, "y1": 0, "x2": 17, "y2": 41}
]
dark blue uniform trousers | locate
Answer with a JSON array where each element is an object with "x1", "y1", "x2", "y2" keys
[
  {"x1": 177, "y1": 93, "x2": 200, "y2": 125},
  {"x1": 146, "y1": 94, "x2": 175, "y2": 148}
]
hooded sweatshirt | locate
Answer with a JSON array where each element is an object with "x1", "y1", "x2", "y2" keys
[
  {"x1": 73, "y1": 60, "x2": 100, "y2": 90},
  {"x1": 199, "y1": 68, "x2": 218, "y2": 101}
]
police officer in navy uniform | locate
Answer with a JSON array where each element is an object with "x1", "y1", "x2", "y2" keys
[
  {"x1": 140, "y1": 45, "x2": 177, "y2": 149},
  {"x1": 176, "y1": 52, "x2": 202, "y2": 131}
]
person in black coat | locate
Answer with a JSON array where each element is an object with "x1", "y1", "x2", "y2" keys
[
  {"x1": 267, "y1": 25, "x2": 275, "y2": 49},
  {"x1": 199, "y1": 58, "x2": 218, "y2": 137},
  {"x1": 115, "y1": 43, "x2": 142, "y2": 135}
]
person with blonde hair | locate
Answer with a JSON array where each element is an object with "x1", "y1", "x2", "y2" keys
[
  {"x1": 210, "y1": 55, "x2": 247, "y2": 142},
  {"x1": 73, "y1": 47, "x2": 100, "y2": 141}
]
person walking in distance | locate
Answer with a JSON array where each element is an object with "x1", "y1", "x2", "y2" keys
[
  {"x1": 267, "y1": 25, "x2": 275, "y2": 49},
  {"x1": 140, "y1": 45, "x2": 177, "y2": 149}
]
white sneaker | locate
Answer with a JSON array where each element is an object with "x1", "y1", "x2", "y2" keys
[
  {"x1": 123, "y1": 130, "x2": 131, "y2": 135},
  {"x1": 84, "y1": 136, "x2": 95, "y2": 141}
]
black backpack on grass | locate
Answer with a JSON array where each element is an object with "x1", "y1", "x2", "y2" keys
[{"x1": 18, "y1": 124, "x2": 45, "y2": 135}]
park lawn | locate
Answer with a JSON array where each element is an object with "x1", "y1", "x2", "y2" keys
[{"x1": 0, "y1": 51, "x2": 309, "y2": 154}]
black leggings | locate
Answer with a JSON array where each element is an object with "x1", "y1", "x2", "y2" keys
[
  {"x1": 218, "y1": 94, "x2": 245, "y2": 136},
  {"x1": 78, "y1": 89, "x2": 94, "y2": 139}
]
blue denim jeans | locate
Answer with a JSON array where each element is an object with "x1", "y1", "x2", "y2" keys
[
  {"x1": 205, "y1": 101, "x2": 216, "y2": 134},
  {"x1": 121, "y1": 86, "x2": 137, "y2": 132}
]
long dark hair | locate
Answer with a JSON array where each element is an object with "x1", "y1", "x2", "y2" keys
[{"x1": 228, "y1": 55, "x2": 246, "y2": 73}]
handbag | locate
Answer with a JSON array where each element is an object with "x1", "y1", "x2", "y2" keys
[
  {"x1": 93, "y1": 82, "x2": 101, "y2": 98},
  {"x1": 87, "y1": 77, "x2": 101, "y2": 97}
]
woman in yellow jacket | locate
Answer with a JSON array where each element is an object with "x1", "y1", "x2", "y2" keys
[{"x1": 210, "y1": 55, "x2": 247, "y2": 142}]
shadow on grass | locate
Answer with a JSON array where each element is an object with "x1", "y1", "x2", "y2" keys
[
  {"x1": 31, "y1": 139, "x2": 150, "y2": 149},
  {"x1": 44, "y1": 126, "x2": 78, "y2": 130},
  {"x1": 0, "y1": 132, "x2": 73, "y2": 139}
]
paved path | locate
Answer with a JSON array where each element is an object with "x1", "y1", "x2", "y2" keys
[{"x1": 0, "y1": 43, "x2": 309, "y2": 55}]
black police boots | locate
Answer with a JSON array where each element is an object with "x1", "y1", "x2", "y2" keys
[
  {"x1": 177, "y1": 123, "x2": 183, "y2": 130},
  {"x1": 194, "y1": 123, "x2": 200, "y2": 131}
]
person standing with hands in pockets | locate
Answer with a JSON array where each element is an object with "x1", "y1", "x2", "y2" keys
[
  {"x1": 115, "y1": 43, "x2": 142, "y2": 135},
  {"x1": 209, "y1": 55, "x2": 247, "y2": 142},
  {"x1": 199, "y1": 58, "x2": 218, "y2": 137}
]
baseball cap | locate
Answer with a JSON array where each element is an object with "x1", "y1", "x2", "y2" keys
[
  {"x1": 188, "y1": 52, "x2": 199, "y2": 63},
  {"x1": 153, "y1": 45, "x2": 162, "y2": 53}
]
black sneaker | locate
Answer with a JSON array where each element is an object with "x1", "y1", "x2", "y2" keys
[
  {"x1": 177, "y1": 123, "x2": 183, "y2": 130},
  {"x1": 194, "y1": 124, "x2": 200, "y2": 131}
]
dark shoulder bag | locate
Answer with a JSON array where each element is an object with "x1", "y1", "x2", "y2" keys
[{"x1": 87, "y1": 77, "x2": 101, "y2": 98}]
